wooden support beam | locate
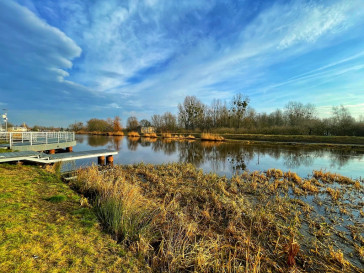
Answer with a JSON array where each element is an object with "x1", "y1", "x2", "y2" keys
[
  {"x1": 98, "y1": 156, "x2": 105, "y2": 166},
  {"x1": 106, "y1": 155, "x2": 114, "y2": 166},
  {"x1": 66, "y1": 146, "x2": 73, "y2": 152}
]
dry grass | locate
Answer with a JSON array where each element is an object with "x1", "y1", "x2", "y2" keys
[
  {"x1": 73, "y1": 163, "x2": 364, "y2": 272},
  {"x1": 161, "y1": 133, "x2": 172, "y2": 138},
  {"x1": 201, "y1": 133, "x2": 225, "y2": 141},
  {"x1": 128, "y1": 131, "x2": 140, "y2": 137},
  {"x1": 313, "y1": 170, "x2": 355, "y2": 184},
  {"x1": 107, "y1": 131, "x2": 124, "y2": 136},
  {"x1": 143, "y1": 133, "x2": 157, "y2": 138}
]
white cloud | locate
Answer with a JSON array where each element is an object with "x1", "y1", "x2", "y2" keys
[
  {"x1": 4, "y1": 0, "x2": 364, "y2": 124},
  {"x1": 0, "y1": 1, "x2": 116, "y2": 126}
]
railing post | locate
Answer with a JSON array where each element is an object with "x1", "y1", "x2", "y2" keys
[
  {"x1": 9, "y1": 133, "x2": 12, "y2": 149},
  {"x1": 30, "y1": 133, "x2": 33, "y2": 146},
  {"x1": 22, "y1": 133, "x2": 24, "y2": 143},
  {"x1": 58, "y1": 132, "x2": 60, "y2": 143},
  {"x1": 46, "y1": 132, "x2": 48, "y2": 144}
]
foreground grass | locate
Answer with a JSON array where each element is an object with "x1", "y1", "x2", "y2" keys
[
  {"x1": 75, "y1": 163, "x2": 364, "y2": 272},
  {"x1": 0, "y1": 164, "x2": 145, "y2": 272}
]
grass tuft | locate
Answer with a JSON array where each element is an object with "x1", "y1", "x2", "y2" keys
[{"x1": 45, "y1": 194, "x2": 67, "y2": 203}]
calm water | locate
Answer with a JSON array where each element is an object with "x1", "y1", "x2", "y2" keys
[{"x1": 63, "y1": 134, "x2": 364, "y2": 179}]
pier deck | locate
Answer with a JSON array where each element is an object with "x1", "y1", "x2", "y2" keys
[{"x1": 0, "y1": 149, "x2": 118, "y2": 164}]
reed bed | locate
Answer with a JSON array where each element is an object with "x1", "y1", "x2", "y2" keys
[
  {"x1": 107, "y1": 131, "x2": 124, "y2": 136},
  {"x1": 161, "y1": 133, "x2": 172, "y2": 138},
  {"x1": 201, "y1": 133, "x2": 225, "y2": 141},
  {"x1": 73, "y1": 164, "x2": 364, "y2": 273},
  {"x1": 128, "y1": 131, "x2": 140, "y2": 137},
  {"x1": 143, "y1": 133, "x2": 157, "y2": 138}
]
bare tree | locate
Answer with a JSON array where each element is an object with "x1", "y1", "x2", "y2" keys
[{"x1": 127, "y1": 116, "x2": 139, "y2": 131}]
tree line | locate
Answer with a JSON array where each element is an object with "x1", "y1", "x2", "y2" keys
[{"x1": 68, "y1": 94, "x2": 364, "y2": 136}]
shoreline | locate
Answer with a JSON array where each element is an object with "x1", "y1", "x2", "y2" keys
[
  {"x1": 1, "y1": 163, "x2": 363, "y2": 272},
  {"x1": 77, "y1": 132, "x2": 364, "y2": 148}
]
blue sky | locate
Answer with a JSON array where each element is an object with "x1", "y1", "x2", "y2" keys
[{"x1": 1, "y1": 0, "x2": 364, "y2": 126}]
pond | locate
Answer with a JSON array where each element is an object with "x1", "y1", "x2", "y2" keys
[{"x1": 64, "y1": 134, "x2": 364, "y2": 179}]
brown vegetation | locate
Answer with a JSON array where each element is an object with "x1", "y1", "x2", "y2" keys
[
  {"x1": 72, "y1": 164, "x2": 363, "y2": 272},
  {"x1": 128, "y1": 131, "x2": 140, "y2": 137},
  {"x1": 201, "y1": 133, "x2": 225, "y2": 141},
  {"x1": 142, "y1": 133, "x2": 157, "y2": 138}
]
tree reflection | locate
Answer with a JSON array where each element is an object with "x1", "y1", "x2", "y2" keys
[
  {"x1": 127, "y1": 137, "x2": 140, "y2": 151},
  {"x1": 87, "y1": 135, "x2": 110, "y2": 147},
  {"x1": 112, "y1": 136, "x2": 124, "y2": 150},
  {"x1": 83, "y1": 136, "x2": 364, "y2": 176}
]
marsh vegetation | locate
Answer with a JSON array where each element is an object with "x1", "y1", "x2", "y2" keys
[{"x1": 73, "y1": 163, "x2": 364, "y2": 272}]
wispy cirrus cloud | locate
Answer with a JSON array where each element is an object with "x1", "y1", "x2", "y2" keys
[{"x1": 3, "y1": 0, "x2": 364, "y2": 125}]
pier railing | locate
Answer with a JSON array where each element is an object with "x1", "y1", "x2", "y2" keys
[{"x1": 0, "y1": 132, "x2": 75, "y2": 149}]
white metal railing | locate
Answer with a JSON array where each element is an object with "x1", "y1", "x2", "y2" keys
[{"x1": 0, "y1": 132, "x2": 75, "y2": 149}]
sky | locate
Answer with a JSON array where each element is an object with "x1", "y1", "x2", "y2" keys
[{"x1": 1, "y1": 0, "x2": 364, "y2": 127}]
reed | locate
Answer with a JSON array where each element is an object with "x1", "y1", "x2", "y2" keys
[
  {"x1": 161, "y1": 133, "x2": 172, "y2": 138},
  {"x1": 72, "y1": 163, "x2": 363, "y2": 272},
  {"x1": 142, "y1": 132, "x2": 157, "y2": 138},
  {"x1": 127, "y1": 131, "x2": 140, "y2": 137},
  {"x1": 200, "y1": 133, "x2": 225, "y2": 141},
  {"x1": 107, "y1": 131, "x2": 124, "y2": 136}
]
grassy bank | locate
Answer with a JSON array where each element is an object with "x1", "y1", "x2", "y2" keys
[
  {"x1": 0, "y1": 164, "x2": 145, "y2": 272},
  {"x1": 161, "y1": 133, "x2": 364, "y2": 146},
  {"x1": 222, "y1": 134, "x2": 364, "y2": 145},
  {"x1": 74, "y1": 163, "x2": 364, "y2": 272}
]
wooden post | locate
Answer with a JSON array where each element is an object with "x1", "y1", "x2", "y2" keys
[
  {"x1": 98, "y1": 156, "x2": 105, "y2": 166},
  {"x1": 66, "y1": 146, "x2": 73, "y2": 152},
  {"x1": 49, "y1": 149, "x2": 56, "y2": 154},
  {"x1": 106, "y1": 155, "x2": 114, "y2": 166}
]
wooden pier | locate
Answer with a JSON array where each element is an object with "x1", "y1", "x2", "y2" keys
[{"x1": 0, "y1": 149, "x2": 118, "y2": 165}]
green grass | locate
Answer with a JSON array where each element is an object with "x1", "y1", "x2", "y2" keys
[
  {"x1": 45, "y1": 194, "x2": 67, "y2": 203},
  {"x1": 0, "y1": 164, "x2": 146, "y2": 272}
]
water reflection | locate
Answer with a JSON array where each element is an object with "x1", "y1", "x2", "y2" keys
[
  {"x1": 127, "y1": 137, "x2": 140, "y2": 151},
  {"x1": 87, "y1": 135, "x2": 110, "y2": 147},
  {"x1": 76, "y1": 135, "x2": 364, "y2": 178}
]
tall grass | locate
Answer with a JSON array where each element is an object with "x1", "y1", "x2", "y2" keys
[
  {"x1": 127, "y1": 131, "x2": 140, "y2": 137},
  {"x1": 142, "y1": 132, "x2": 157, "y2": 138},
  {"x1": 107, "y1": 131, "x2": 124, "y2": 136},
  {"x1": 75, "y1": 166, "x2": 157, "y2": 245},
  {"x1": 161, "y1": 133, "x2": 172, "y2": 138},
  {"x1": 73, "y1": 163, "x2": 363, "y2": 272},
  {"x1": 201, "y1": 133, "x2": 225, "y2": 141}
]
